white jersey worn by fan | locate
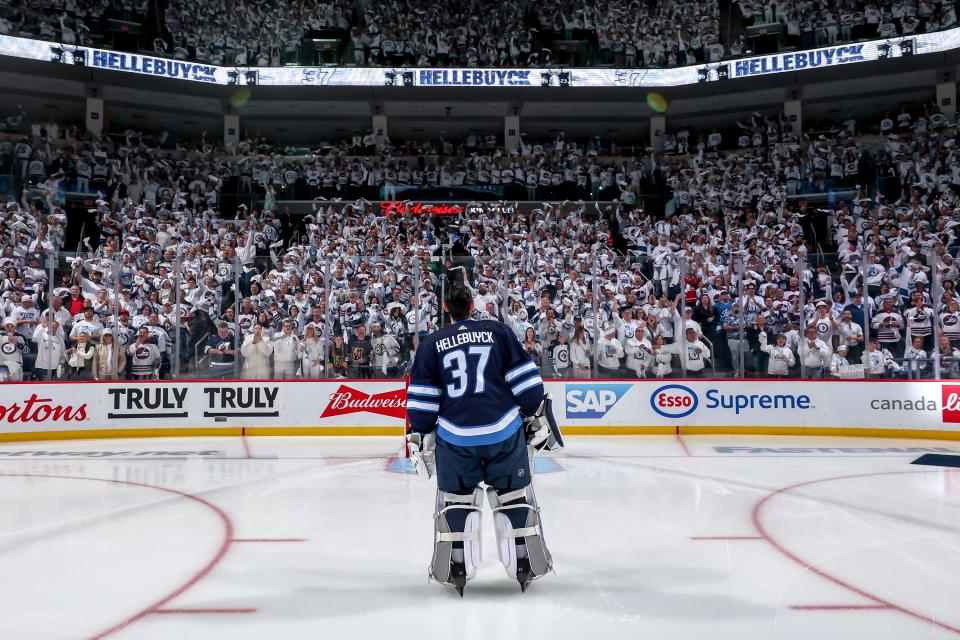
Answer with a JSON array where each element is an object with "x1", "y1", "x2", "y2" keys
[{"x1": 661, "y1": 337, "x2": 710, "y2": 372}]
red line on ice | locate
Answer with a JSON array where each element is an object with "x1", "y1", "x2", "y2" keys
[
  {"x1": 752, "y1": 469, "x2": 960, "y2": 635},
  {"x1": 790, "y1": 605, "x2": 893, "y2": 611},
  {"x1": 0, "y1": 473, "x2": 238, "y2": 640},
  {"x1": 152, "y1": 608, "x2": 256, "y2": 614},
  {"x1": 690, "y1": 536, "x2": 763, "y2": 540},
  {"x1": 675, "y1": 432, "x2": 692, "y2": 456},
  {"x1": 233, "y1": 538, "x2": 306, "y2": 543},
  {"x1": 241, "y1": 428, "x2": 253, "y2": 459}
]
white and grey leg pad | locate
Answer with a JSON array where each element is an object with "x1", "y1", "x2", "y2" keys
[
  {"x1": 429, "y1": 487, "x2": 484, "y2": 586},
  {"x1": 487, "y1": 485, "x2": 553, "y2": 581}
]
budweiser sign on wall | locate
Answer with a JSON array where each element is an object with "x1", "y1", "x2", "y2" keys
[{"x1": 320, "y1": 385, "x2": 407, "y2": 420}]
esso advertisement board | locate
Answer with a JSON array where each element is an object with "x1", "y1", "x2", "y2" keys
[{"x1": 549, "y1": 380, "x2": 960, "y2": 433}]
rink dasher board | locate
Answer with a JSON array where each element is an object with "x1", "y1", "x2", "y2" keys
[{"x1": 0, "y1": 379, "x2": 958, "y2": 442}]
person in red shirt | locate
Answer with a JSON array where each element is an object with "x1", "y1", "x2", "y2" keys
[{"x1": 66, "y1": 284, "x2": 86, "y2": 316}]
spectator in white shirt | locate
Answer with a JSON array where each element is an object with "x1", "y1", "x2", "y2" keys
[
  {"x1": 902, "y1": 335, "x2": 928, "y2": 379},
  {"x1": 829, "y1": 344, "x2": 850, "y2": 377},
  {"x1": 241, "y1": 324, "x2": 273, "y2": 379},
  {"x1": 272, "y1": 319, "x2": 300, "y2": 379},
  {"x1": 300, "y1": 322, "x2": 326, "y2": 379},
  {"x1": 33, "y1": 318, "x2": 66, "y2": 379},
  {"x1": 759, "y1": 331, "x2": 795, "y2": 377},
  {"x1": 597, "y1": 324, "x2": 625, "y2": 376},
  {"x1": 800, "y1": 325, "x2": 831, "y2": 378},
  {"x1": 662, "y1": 327, "x2": 711, "y2": 376}
]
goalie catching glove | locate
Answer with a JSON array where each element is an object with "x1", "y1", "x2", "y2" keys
[
  {"x1": 406, "y1": 431, "x2": 436, "y2": 479},
  {"x1": 523, "y1": 394, "x2": 564, "y2": 453}
]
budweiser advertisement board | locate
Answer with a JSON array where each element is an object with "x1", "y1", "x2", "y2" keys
[
  {"x1": 380, "y1": 201, "x2": 464, "y2": 216},
  {"x1": 0, "y1": 380, "x2": 957, "y2": 439},
  {"x1": 320, "y1": 385, "x2": 407, "y2": 419},
  {"x1": 309, "y1": 200, "x2": 607, "y2": 218}
]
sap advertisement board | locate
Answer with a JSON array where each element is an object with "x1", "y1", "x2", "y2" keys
[
  {"x1": 0, "y1": 379, "x2": 959, "y2": 439},
  {"x1": 1, "y1": 28, "x2": 959, "y2": 87},
  {"x1": 556, "y1": 380, "x2": 960, "y2": 432}
]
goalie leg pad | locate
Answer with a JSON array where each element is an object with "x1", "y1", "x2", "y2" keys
[
  {"x1": 487, "y1": 484, "x2": 553, "y2": 583},
  {"x1": 429, "y1": 487, "x2": 484, "y2": 586}
]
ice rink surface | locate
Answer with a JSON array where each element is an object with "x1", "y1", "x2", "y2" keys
[{"x1": 1, "y1": 434, "x2": 959, "y2": 640}]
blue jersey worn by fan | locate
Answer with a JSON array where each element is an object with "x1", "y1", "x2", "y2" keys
[{"x1": 406, "y1": 308, "x2": 561, "y2": 596}]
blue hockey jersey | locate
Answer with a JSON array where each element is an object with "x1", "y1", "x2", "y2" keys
[{"x1": 407, "y1": 319, "x2": 544, "y2": 446}]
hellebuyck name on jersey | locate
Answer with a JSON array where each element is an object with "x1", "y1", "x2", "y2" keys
[
  {"x1": 434, "y1": 331, "x2": 495, "y2": 352},
  {"x1": 407, "y1": 320, "x2": 545, "y2": 446}
]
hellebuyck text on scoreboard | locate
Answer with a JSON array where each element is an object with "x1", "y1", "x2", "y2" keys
[
  {"x1": 730, "y1": 45, "x2": 866, "y2": 77},
  {"x1": 1, "y1": 27, "x2": 956, "y2": 88}
]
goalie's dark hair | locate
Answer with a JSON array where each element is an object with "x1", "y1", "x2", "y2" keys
[{"x1": 445, "y1": 285, "x2": 473, "y2": 322}]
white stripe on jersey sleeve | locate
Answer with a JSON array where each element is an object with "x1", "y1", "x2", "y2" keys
[
  {"x1": 408, "y1": 385, "x2": 442, "y2": 397},
  {"x1": 511, "y1": 375, "x2": 543, "y2": 396},
  {"x1": 407, "y1": 400, "x2": 440, "y2": 413},
  {"x1": 505, "y1": 360, "x2": 538, "y2": 382}
]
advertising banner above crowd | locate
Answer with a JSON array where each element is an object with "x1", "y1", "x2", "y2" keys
[
  {"x1": 0, "y1": 379, "x2": 959, "y2": 442},
  {"x1": 0, "y1": 28, "x2": 955, "y2": 88}
]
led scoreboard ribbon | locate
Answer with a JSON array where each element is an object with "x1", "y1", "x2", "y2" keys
[{"x1": 2, "y1": 28, "x2": 956, "y2": 87}]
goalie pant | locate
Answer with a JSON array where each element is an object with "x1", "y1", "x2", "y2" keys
[{"x1": 431, "y1": 427, "x2": 552, "y2": 587}]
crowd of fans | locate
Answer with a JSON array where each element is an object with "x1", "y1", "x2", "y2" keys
[
  {"x1": 4, "y1": 0, "x2": 958, "y2": 70},
  {"x1": 585, "y1": 0, "x2": 723, "y2": 67},
  {"x1": 1, "y1": 99, "x2": 960, "y2": 381},
  {"x1": 350, "y1": 0, "x2": 536, "y2": 67},
  {"x1": 737, "y1": 0, "x2": 958, "y2": 49},
  {"x1": 161, "y1": 0, "x2": 353, "y2": 65},
  {"x1": 0, "y1": 0, "x2": 146, "y2": 47}
]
